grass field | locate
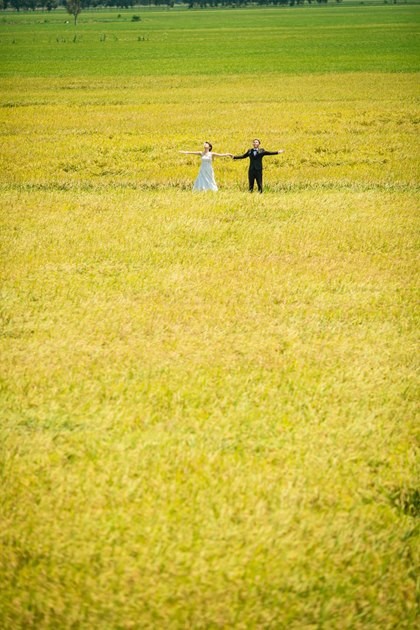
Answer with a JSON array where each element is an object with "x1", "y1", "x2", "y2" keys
[{"x1": 1, "y1": 5, "x2": 419, "y2": 629}]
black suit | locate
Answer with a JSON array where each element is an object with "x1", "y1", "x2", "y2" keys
[{"x1": 233, "y1": 148, "x2": 278, "y2": 192}]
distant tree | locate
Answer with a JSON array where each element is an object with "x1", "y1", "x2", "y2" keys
[
  {"x1": 10, "y1": 0, "x2": 23, "y2": 10},
  {"x1": 66, "y1": 0, "x2": 81, "y2": 25}
]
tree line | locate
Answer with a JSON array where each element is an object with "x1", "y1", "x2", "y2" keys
[{"x1": 2, "y1": 0, "x2": 332, "y2": 12}]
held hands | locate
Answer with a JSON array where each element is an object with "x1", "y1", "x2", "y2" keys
[{"x1": 278, "y1": 150, "x2": 285, "y2": 154}]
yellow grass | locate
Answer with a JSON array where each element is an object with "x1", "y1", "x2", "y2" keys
[
  {"x1": 1, "y1": 73, "x2": 418, "y2": 192},
  {"x1": 1, "y1": 70, "x2": 419, "y2": 628}
]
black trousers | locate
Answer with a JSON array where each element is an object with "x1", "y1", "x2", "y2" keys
[{"x1": 248, "y1": 168, "x2": 263, "y2": 193}]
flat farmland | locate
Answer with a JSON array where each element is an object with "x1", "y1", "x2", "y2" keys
[{"x1": 0, "y1": 6, "x2": 419, "y2": 629}]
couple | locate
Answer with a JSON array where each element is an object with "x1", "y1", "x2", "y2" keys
[{"x1": 180, "y1": 139, "x2": 285, "y2": 193}]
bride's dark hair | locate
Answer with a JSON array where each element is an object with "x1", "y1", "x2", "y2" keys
[{"x1": 205, "y1": 141, "x2": 213, "y2": 151}]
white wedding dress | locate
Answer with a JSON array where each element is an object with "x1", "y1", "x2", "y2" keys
[{"x1": 193, "y1": 152, "x2": 218, "y2": 191}]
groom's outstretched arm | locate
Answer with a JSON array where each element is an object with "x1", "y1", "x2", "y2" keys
[
  {"x1": 262, "y1": 150, "x2": 285, "y2": 156},
  {"x1": 233, "y1": 150, "x2": 250, "y2": 160}
]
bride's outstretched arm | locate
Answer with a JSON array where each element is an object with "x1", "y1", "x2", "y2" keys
[
  {"x1": 179, "y1": 151, "x2": 202, "y2": 155},
  {"x1": 212, "y1": 153, "x2": 234, "y2": 158}
]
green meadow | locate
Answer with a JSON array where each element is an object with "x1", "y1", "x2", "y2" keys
[
  {"x1": 1, "y1": 5, "x2": 419, "y2": 76},
  {"x1": 1, "y1": 5, "x2": 419, "y2": 629}
]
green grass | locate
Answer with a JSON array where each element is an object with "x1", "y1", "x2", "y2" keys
[
  {"x1": 0, "y1": 6, "x2": 419, "y2": 629},
  {"x1": 0, "y1": 5, "x2": 419, "y2": 76}
]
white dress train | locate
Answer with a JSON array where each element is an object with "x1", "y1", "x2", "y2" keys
[{"x1": 193, "y1": 152, "x2": 218, "y2": 191}]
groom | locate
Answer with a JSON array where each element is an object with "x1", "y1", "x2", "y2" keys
[{"x1": 233, "y1": 139, "x2": 284, "y2": 193}]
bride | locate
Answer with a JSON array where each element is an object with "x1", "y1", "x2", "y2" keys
[{"x1": 180, "y1": 142, "x2": 232, "y2": 191}]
